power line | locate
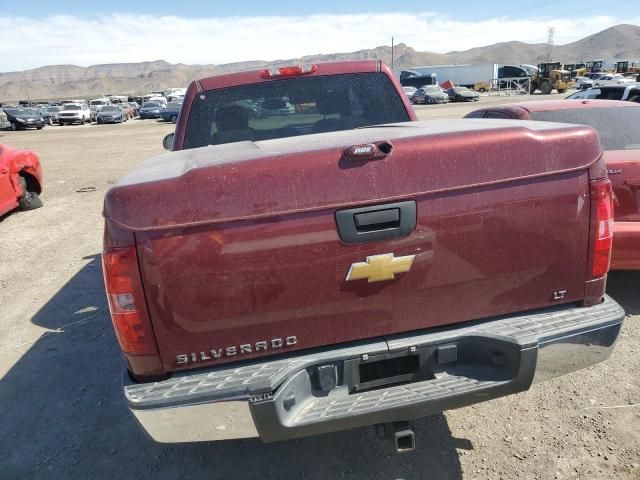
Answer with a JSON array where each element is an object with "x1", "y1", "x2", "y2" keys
[
  {"x1": 499, "y1": 0, "x2": 559, "y2": 17},
  {"x1": 543, "y1": 0, "x2": 632, "y2": 22}
]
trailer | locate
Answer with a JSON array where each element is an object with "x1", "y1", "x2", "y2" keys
[
  {"x1": 404, "y1": 64, "x2": 499, "y2": 91},
  {"x1": 399, "y1": 71, "x2": 438, "y2": 89},
  {"x1": 404, "y1": 64, "x2": 530, "y2": 92}
]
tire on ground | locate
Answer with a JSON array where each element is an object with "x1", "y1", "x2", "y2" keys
[{"x1": 18, "y1": 176, "x2": 43, "y2": 211}]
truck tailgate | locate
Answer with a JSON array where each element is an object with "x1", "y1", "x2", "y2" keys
[{"x1": 104, "y1": 120, "x2": 602, "y2": 372}]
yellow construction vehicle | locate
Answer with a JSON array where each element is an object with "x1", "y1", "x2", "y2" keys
[
  {"x1": 564, "y1": 63, "x2": 587, "y2": 78},
  {"x1": 616, "y1": 61, "x2": 640, "y2": 75},
  {"x1": 586, "y1": 60, "x2": 606, "y2": 73},
  {"x1": 532, "y1": 63, "x2": 573, "y2": 94}
]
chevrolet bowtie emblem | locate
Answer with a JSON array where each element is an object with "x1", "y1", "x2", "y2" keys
[{"x1": 346, "y1": 253, "x2": 415, "y2": 283}]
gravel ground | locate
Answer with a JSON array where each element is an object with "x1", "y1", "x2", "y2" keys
[{"x1": 0, "y1": 99, "x2": 638, "y2": 480}]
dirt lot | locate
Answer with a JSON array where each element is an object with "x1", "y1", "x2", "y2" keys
[{"x1": 1, "y1": 98, "x2": 638, "y2": 480}]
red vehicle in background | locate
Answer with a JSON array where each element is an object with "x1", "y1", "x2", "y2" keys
[
  {"x1": 0, "y1": 144, "x2": 43, "y2": 217},
  {"x1": 465, "y1": 99, "x2": 640, "y2": 270}
]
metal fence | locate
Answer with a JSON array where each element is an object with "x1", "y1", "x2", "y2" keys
[{"x1": 487, "y1": 77, "x2": 533, "y2": 96}]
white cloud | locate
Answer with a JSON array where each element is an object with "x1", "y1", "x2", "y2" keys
[{"x1": 0, "y1": 13, "x2": 638, "y2": 71}]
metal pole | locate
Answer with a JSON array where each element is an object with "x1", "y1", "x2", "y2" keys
[{"x1": 391, "y1": 37, "x2": 394, "y2": 70}]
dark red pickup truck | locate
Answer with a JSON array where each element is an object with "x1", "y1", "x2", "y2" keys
[{"x1": 103, "y1": 61, "x2": 624, "y2": 448}]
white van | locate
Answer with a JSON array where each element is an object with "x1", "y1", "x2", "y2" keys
[{"x1": 148, "y1": 96, "x2": 167, "y2": 107}]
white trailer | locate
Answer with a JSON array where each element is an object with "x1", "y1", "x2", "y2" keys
[{"x1": 408, "y1": 64, "x2": 500, "y2": 91}]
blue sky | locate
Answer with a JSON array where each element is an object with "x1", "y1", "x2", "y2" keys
[
  {"x1": 0, "y1": 1, "x2": 637, "y2": 71},
  {"x1": 0, "y1": 0, "x2": 627, "y2": 22}
]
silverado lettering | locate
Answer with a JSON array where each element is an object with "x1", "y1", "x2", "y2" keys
[{"x1": 176, "y1": 336, "x2": 298, "y2": 365}]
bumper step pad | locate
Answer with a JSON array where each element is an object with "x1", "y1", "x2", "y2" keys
[{"x1": 297, "y1": 375, "x2": 502, "y2": 423}]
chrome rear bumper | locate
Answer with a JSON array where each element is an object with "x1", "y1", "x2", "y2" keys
[{"x1": 124, "y1": 295, "x2": 624, "y2": 443}]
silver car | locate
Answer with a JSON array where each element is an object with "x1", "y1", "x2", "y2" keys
[
  {"x1": 96, "y1": 105, "x2": 126, "y2": 124},
  {"x1": 0, "y1": 109, "x2": 10, "y2": 130},
  {"x1": 411, "y1": 85, "x2": 449, "y2": 105}
]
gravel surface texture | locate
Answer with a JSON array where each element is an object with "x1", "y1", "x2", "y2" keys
[{"x1": 0, "y1": 99, "x2": 637, "y2": 479}]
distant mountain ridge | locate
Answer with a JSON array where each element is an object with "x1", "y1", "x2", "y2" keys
[{"x1": 1, "y1": 24, "x2": 639, "y2": 101}]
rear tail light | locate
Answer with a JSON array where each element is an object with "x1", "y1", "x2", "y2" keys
[
  {"x1": 589, "y1": 178, "x2": 614, "y2": 278},
  {"x1": 102, "y1": 246, "x2": 158, "y2": 355},
  {"x1": 261, "y1": 64, "x2": 318, "y2": 79}
]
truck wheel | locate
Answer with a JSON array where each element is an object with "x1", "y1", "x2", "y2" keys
[
  {"x1": 171, "y1": 115, "x2": 178, "y2": 123},
  {"x1": 18, "y1": 177, "x2": 43, "y2": 211},
  {"x1": 540, "y1": 81, "x2": 552, "y2": 94}
]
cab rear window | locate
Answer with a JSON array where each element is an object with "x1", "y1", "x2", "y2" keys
[{"x1": 183, "y1": 72, "x2": 410, "y2": 149}]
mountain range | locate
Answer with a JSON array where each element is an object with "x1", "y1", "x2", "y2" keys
[{"x1": 1, "y1": 24, "x2": 639, "y2": 101}]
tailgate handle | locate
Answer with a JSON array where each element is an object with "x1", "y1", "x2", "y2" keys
[
  {"x1": 354, "y1": 209, "x2": 400, "y2": 231},
  {"x1": 335, "y1": 201, "x2": 416, "y2": 244}
]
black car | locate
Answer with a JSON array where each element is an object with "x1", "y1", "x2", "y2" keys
[
  {"x1": 445, "y1": 87, "x2": 480, "y2": 102},
  {"x1": 2, "y1": 108, "x2": 45, "y2": 130}
]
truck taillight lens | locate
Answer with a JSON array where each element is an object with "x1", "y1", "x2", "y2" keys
[
  {"x1": 102, "y1": 246, "x2": 157, "y2": 355},
  {"x1": 590, "y1": 179, "x2": 614, "y2": 277}
]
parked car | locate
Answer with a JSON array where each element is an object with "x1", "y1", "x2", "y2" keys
[
  {"x1": 465, "y1": 99, "x2": 640, "y2": 270},
  {"x1": 160, "y1": 101, "x2": 183, "y2": 123},
  {"x1": 574, "y1": 76, "x2": 594, "y2": 90},
  {"x1": 138, "y1": 102, "x2": 164, "y2": 119},
  {"x1": 412, "y1": 85, "x2": 449, "y2": 104},
  {"x1": 0, "y1": 143, "x2": 43, "y2": 216},
  {"x1": 43, "y1": 106, "x2": 62, "y2": 125},
  {"x1": 593, "y1": 74, "x2": 635, "y2": 87},
  {"x1": 444, "y1": 86, "x2": 479, "y2": 102},
  {"x1": 58, "y1": 103, "x2": 91, "y2": 125},
  {"x1": 106, "y1": 61, "x2": 624, "y2": 449},
  {"x1": 89, "y1": 98, "x2": 111, "y2": 121},
  {"x1": 118, "y1": 103, "x2": 135, "y2": 120},
  {"x1": 566, "y1": 84, "x2": 640, "y2": 103},
  {"x1": 147, "y1": 96, "x2": 168, "y2": 108},
  {"x1": 2, "y1": 107, "x2": 45, "y2": 130},
  {"x1": 401, "y1": 86, "x2": 417, "y2": 101},
  {"x1": 0, "y1": 109, "x2": 11, "y2": 130},
  {"x1": 96, "y1": 105, "x2": 127, "y2": 124},
  {"x1": 127, "y1": 102, "x2": 141, "y2": 116}
]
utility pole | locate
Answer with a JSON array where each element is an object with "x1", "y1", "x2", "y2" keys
[
  {"x1": 546, "y1": 27, "x2": 554, "y2": 62},
  {"x1": 391, "y1": 36, "x2": 395, "y2": 71}
]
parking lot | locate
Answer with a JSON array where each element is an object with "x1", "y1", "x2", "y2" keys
[{"x1": 0, "y1": 98, "x2": 638, "y2": 479}]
